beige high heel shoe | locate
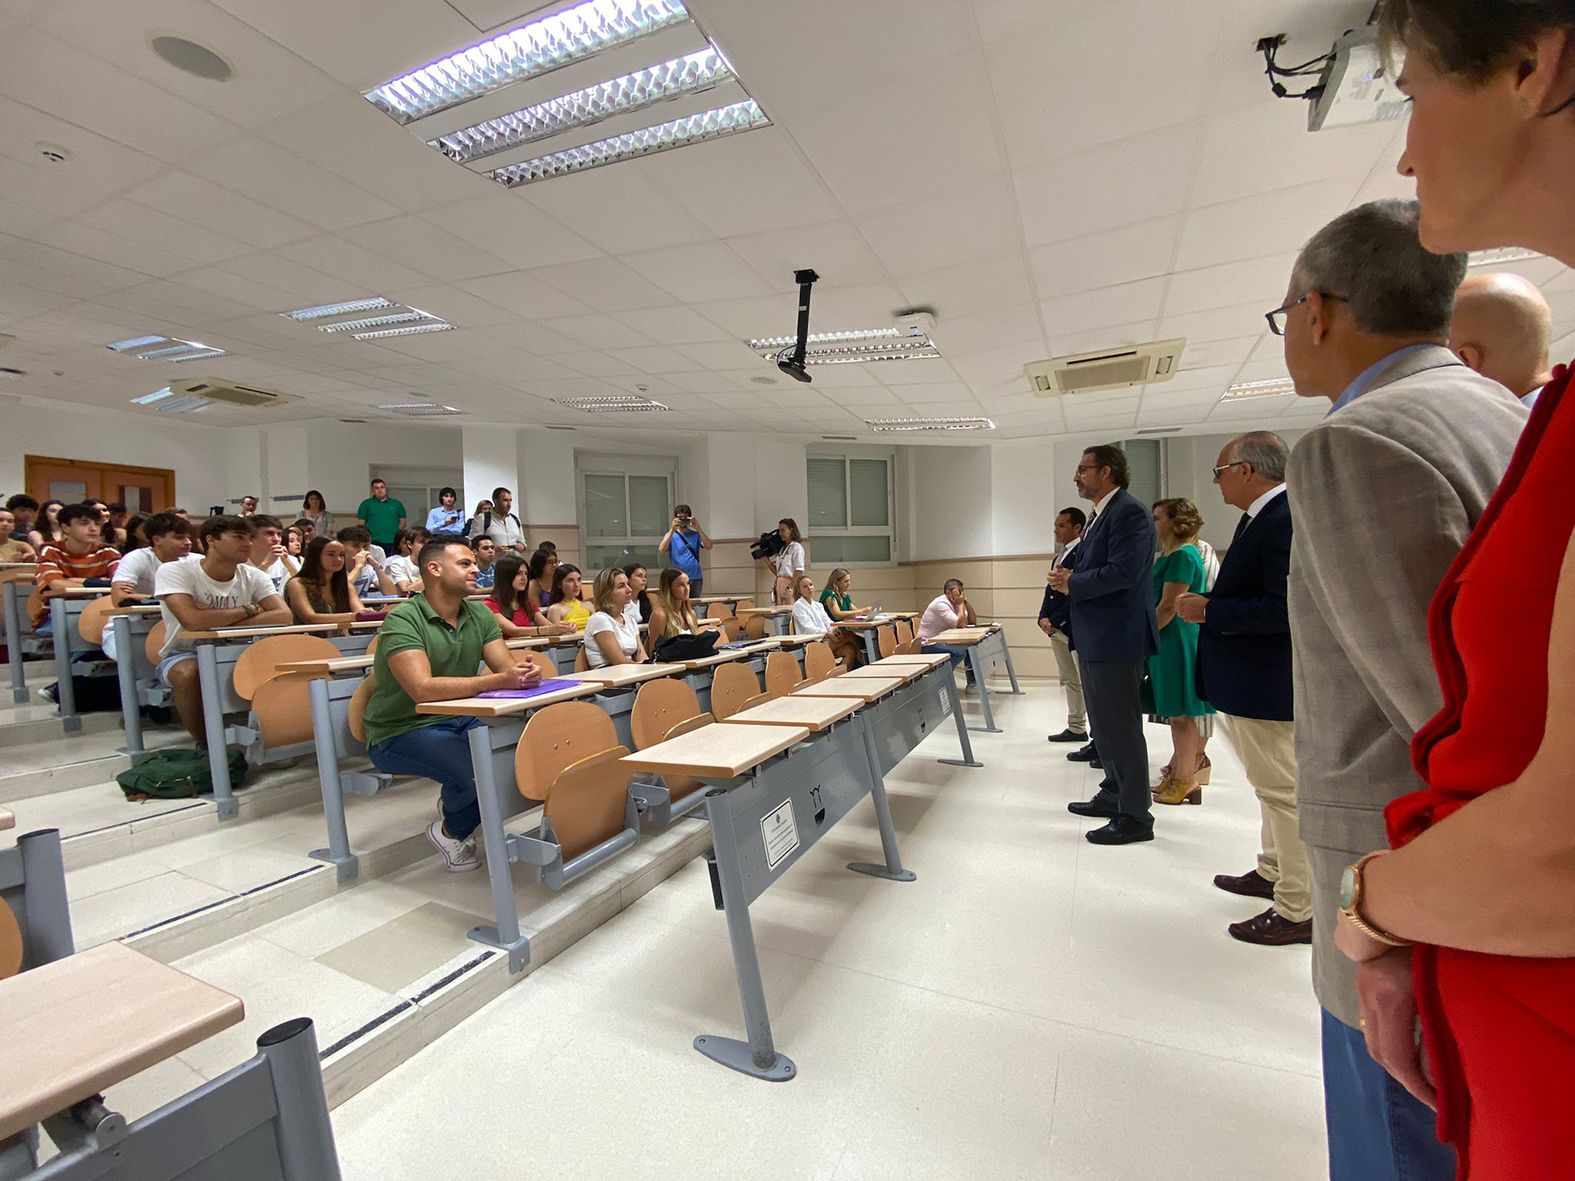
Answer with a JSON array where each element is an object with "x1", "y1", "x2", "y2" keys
[{"x1": 1154, "y1": 773, "x2": 1203, "y2": 806}]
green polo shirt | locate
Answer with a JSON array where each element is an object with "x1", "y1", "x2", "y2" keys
[
  {"x1": 356, "y1": 495, "x2": 407, "y2": 546},
  {"x1": 362, "y1": 595, "x2": 500, "y2": 747}
]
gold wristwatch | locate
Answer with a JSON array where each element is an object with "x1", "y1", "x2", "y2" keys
[{"x1": 1338, "y1": 852, "x2": 1411, "y2": 949}]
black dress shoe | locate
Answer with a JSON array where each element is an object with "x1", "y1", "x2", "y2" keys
[
  {"x1": 1088, "y1": 757, "x2": 1104, "y2": 770},
  {"x1": 1214, "y1": 869, "x2": 1276, "y2": 900},
  {"x1": 1047, "y1": 729, "x2": 1089, "y2": 743},
  {"x1": 1228, "y1": 908, "x2": 1313, "y2": 946},
  {"x1": 1085, "y1": 815, "x2": 1155, "y2": 845},
  {"x1": 1068, "y1": 793, "x2": 1120, "y2": 819},
  {"x1": 1066, "y1": 743, "x2": 1099, "y2": 763}
]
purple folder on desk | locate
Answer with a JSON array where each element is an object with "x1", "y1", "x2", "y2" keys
[{"x1": 477, "y1": 678, "x2": 580, "y2": 699}]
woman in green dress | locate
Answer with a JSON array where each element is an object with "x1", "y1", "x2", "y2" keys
[{"x1": 1148, "y1": 498, "x2": 1215, "y2": 806}]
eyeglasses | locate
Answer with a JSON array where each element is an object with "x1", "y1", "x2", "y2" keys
[
  {"x1": 1265, "y1": 292, "x2": 1346, "y2": 336},
  {"x1": 1211, "y1": 461, "x2": 1246, "y2": 479},
  {"x1": 1074, "y1": 464, "x2": 1103, "y2": 475}
]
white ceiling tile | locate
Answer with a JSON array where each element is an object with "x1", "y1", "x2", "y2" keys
[
  {"x1": 0, "y1": 234, "x2": 156, "y2": 296},
  {"x1": 123, "y1": 171, "x2": 319, "y2": 250},
  {"x1": 524, "y1": 257, "x2": 673, "y2": 313},
  {"x1": 536, "y1": 314, "x2": 658, "y2": 350},
  {"x1": 610, "y1": 306, "x2": 730, "y2": 345},
  {"x1": 1174, "y1": 176, "x2": 1365, "y2": 273},
  {"x1": 1162, "y1": 253, "x2": 1299, "y2": 318},
  {"x1": 1046, "y1": 319, "x2": 1168, "y2": 361},
  {"x1": 672, "y1": 341, "x2": 768, "y2": 371},
  {"x1": 1041, "y1": 277, "x2": 1166, "y2": 339},
  {"x1": 453, "y1": 272, "x2": 594, "y2": 321},
  {"x1": 931, "y1": 304, "x2": 1044, "y2": 357},
  {"x1": 621, "y1": 242, "x2": 775, "y2": 304},
  {"x1": 555, "y1": 351, "x2": 639, "y2": 378},
  {"x1": 1157, "y1": 302, "x2": 1267, "y2": 346},
  {"x1": 161, "y1": 267, "x2": 300, "y2": 311},
  {"x1": 77, "y1": 199, "x2": 252, "y2": 265},
  {"x1": 382, "y1": 283, "x2": 523, "y2": 329},
  {"x1": 342, "y1": 216, "x2": 513, "y2": 283},
  {"x1": 31, "y1": 222, "x2": 185, "y2": 278},
  {"x1": 895, "y1": 253, "x2": 1036, "y2": 317},
  {"x1": 277, "y1": 234, "x2": 430, "y2": 293},
  {"x1": 522, "y1": 166, "x2": 716, "y2": 254},
  {"x1": 870, "y1": 358, "x2": 963, "y2": 387},
  {"x1": 855, "y1": 183, "x2": 1023, "y2": 277},
  {"x1": 190, "y1": 139, "x2": 400, "y2": 231},
  {"x1": 421, "y1": 194, "x2": 603, "y2": 270},
  {"x1": 638, "y1": 128, "x2": 841, "y2": 238},
  {"x1": 604, "y1": 346, "x2": 696, "y2": 375},
  {"x1": 724, "y1": 220, "x2": 891, "y2": 290},
  {"x1": 1175, "y1": 335, "x2": 1259, "y2": 372},
  {"x1": 1030, "y1": 216, "x2": 1183, "y2": 298}
]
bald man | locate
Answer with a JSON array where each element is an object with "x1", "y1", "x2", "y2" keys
[{"x1": 1449, "y1": 272, "x2": 1555, "y2": 408}]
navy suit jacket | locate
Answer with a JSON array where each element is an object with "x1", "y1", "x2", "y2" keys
[
  {"x1": 1066, "y1": 489, "x2": 1159, "y2": 663},
  {"x1": 1037, "y1": 539, "x2": 1080, "y2": 634},
  {"x1": 1195, "y1": 492, "x2": 1293, "y2": 721}
]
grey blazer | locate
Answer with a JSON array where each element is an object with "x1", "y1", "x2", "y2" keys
[{"x1": 1287, "y1": 344, "x2": 1527, "y2": 1028}]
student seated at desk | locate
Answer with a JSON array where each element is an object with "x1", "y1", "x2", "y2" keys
[
  {"x1": 155, "y1": 515, "x2": 291, "y2": 744},
  {"x1": 364, "y1": 537, "x2": 543, "y2": 872},
  {"x1": 4, "y1": 494, "x2": 40, "y2": 553},
  {"x1": 469, "y1": 535, "x2": 497, "y2": 591},
  {"x1": 792, "y1": 574, "x2": 861, "y2": 669},
  {"x1": 819, "y1": 567, "x2": 871, "y2": 622},
  {"x1": 583, "y1": 568, "x2": 647, "y2": 668},
  {"x1": 648, "y1": 567, "x2": 699, "y2": 640},
  {"x1": 545, "y1": 564, "x2": 591, "y2": 628},
  {"x1": 482, "y1": 553, "x2": 569, "y2": 637},
  {"x1": 523, "y1": 548, "x2": 557, "y2": 616},
  {"x1": 30, "y1": 498, "x2": 64, "y2": 551},
  {"x1": 337, "y1": 526, "x2": 396, "y2": 598},
  {"x1": 33, "y1": 503, "x2": 121, "y2": 630},
  {"x1": 248, "y1": 515, "x2": 297, "y2": 595},
  {"x1": 111, "y1": 513, "x2": 194, "y2": 605},
  {"x1": 383, "y1": 528, "x2": 427, "y2": 595},
  {"x1": 919, "y1": 578, "x2": 978, "y2": 686},
  {"x1": 622, "y1": 562, "x2": 652, "y2": 626},
  {"x1": 0, "y1": 506, "x2": 37, "y2": 563},
  {"x1": 284, "y1": 537, "x2": 366, "y2": 625}
]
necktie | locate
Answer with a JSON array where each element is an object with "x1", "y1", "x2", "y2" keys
[{"x1": 1232, "y1": 512, "x2": 1251, "y2": 544}]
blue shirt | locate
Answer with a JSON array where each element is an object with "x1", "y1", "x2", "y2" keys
[
  {"x1": 1328, "y1": 344, "x2": 1435, "y2": 415},
  {"x1": 426, "y1": 506, "x2": 464, "y2": 534},
  {"x1": 668, "y1": 527, "x2": 704, "y2": 580},
  {"x1": 474, "y1": 564, "x2": 495, "y2": 590}
]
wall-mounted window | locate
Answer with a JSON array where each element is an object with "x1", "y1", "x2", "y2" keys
[
  {"x1": 578, "y1": 454, "x2": 675, "y2": 572},
  {"x1": 806, "y1": 452, "x2": 894, "y2": 565},
  {"x1": 1119, "y1": 438, "x2": 1165, "y2": 507}
]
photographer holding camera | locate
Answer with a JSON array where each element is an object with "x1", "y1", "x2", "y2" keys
[
  {"x1": 658, "y1": 504, "x2": 712, "y2": 598},
  {"x1": 760, "y1": 518, "x2": 805, "y2": 605}
]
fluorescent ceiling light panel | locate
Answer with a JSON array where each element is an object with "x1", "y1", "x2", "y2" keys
[
  {"x1": 131, "y1": 386, "x2": 174, "y2": 405},
  {"x1": 105, "y1": 335, "x2": 227, "y2": 363},
  {"x1": 129, "y1": 387, "x2": 209, "y2": 413},
  {"x1": 748, "y1": 325, "x2": 941, "y2": 365},
  {"x1": 866, "y1": 417, "x2": 995, "y2": 433},
  {"x1": 377, "y1": 401, "x2": 462, "y2": 416},
  {"x1": 364, "y1": 0, "x2": 691, "y2": 125},
  {"x1": 1467, "y1": 247, "x2": 1543, "y2": 267},
  {"x1": 555, "y1": 394, "x2": 670, "y2": 412},
  {"x1": 432, "y1": 46, "x2": 733, "y2": 164},
  {"x1": 320, "y1": 309, "x2": 436, "y2": 334},
  {"x1": 351, "y1": 322, "x2": 455, "y2": 340},
  {"x1": 490, "y1": 98, "x2": 769, "y2": 186},
  {"x1": 748, "y1": 328, "x2": 904, "y2": 350},
  {"x1": 282, "y1": 297, "x2": 393, "y2": 322},
  {"x1": 1221, "y1": 378, "x2": 1297, "y2": 401}
]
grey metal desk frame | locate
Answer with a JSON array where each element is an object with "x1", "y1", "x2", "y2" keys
[
  {"x1": 4, "y1": 579, "x2": 45, "y2": 705},
  {"x1": 0, "y1": 829, "x2": 74, "y2": 974},
  {"x1": 109, "y1": 613, "x2": 170, "y2": 760},
  {"x1": 46, "y1": 596, "x2": 116, "y2": 735},
  {"x1": 862, "y1": 663, "x2": 982, "y2": 771},
  {"x1": 928, "y1": 627, "x2": 1024, "y2": 734}
]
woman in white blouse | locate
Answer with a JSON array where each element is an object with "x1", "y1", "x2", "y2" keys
[
  {"x1": 766, "y1": 518, "x2": 806, "y2": 605},
  {"x1": 583, "y1": 568, "x2": 648, "y2": 669},
  {"x1": 791, "y1": 574, "x2": 861, "y2": 669}
]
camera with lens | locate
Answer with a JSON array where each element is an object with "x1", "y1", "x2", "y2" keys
[{"x1": 750, "y1": 530, "x2": 787, "y2": 561}]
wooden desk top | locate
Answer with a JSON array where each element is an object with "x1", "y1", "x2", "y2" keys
[
  {"x1": 863, "y1": 653, "x2": 950, "y2": 671},
  {"x1": 793, "y1": 675, "x2": 907, "y2": 702},
  {"x1": 928, "y1": 627, "x2": 995, "y2": 645},
  {"x1": 690, "y1": 594, "x2": 744, "y2": 605},
  {"x1": 0, "y1": 807, "x2": 13, "y2": 831},
  {"x1": 107, "y1": 603, "x2": 164, "y2": 616},
  {"x1": 735, "y1": 604, "x2": 793, "y2": 616},
  {"x1": 727, "y1": 695, "x2": 860, "y2": 731},
  {"x1": 620, "y1": 721, "x2": 808, "y2": 779},
  {"x1": 0, "y1": 570, "x2": 38, "y2": 585},
  {"x1": 0, "y1": 563, "x2": 37, "y2": 571},
  {"x1": 748, "y1": 634, "x2": 814, "y2": 649},
  {"x1": 563, "y1": 662, "x2": 685, "y2": 687},
  {"x1": 672, "y1": 649, "x2": 750, "y2": 671},
  {"x1": 56, "y1": 586, "x2": 114, "y2": 598},
  {"x1": 841, "y1": 663, "x2": 924, "y2": 683},
  {"x1": 281, "y1": 634, "x2": 554, "y2": 679},
  {"x1": 184, "y1": 623, "x2": 340, "y2": 642},
  {"x1": 345, "y1": 618, "x2": 386, "y2": 631},
  {"x1": 837, "y1": 618, "x2": 892, "y2": 630},
  {"x1": 415, "y1": 681, "x2": 601, "y2": 717},
  {"x1": 0, "y1": 942, "x2": 244, "y2": 1142}
]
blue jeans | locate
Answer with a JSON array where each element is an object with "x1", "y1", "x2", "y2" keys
[
  {"x1": 922, "y1": 643, "x2": 975, "y2": 683},
  {"x1": 1321, "y1": 1009, "x2": 1455, "y2": 1181},
  {"x1": 369, "y1": 716, "x2": 486, "y2": 841}
]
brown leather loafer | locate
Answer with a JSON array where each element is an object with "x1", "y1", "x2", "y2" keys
[
  {"x1": 1227, "y1": 907, "x2": 1313, "y2": 946},
  {"x1": 1214, "y1": 868, "x2": 1276, "y2": 900}
]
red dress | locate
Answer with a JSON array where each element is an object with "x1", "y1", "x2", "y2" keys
[{"x1": 1388, "y1": 365, "x2": 1575, "y2": 1180}]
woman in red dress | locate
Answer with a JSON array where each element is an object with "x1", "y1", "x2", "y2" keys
[{"x1": 1330, "y1": 4, "x2": 1575, "y2": 1179}]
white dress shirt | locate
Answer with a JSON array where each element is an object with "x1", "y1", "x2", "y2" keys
[{"x1": 1245, "y1": 483, "x2": 1288, "y2": 521}]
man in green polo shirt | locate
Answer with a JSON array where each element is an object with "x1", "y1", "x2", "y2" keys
[
  {"x1": 365, "y1": 536, "x2": 542, "y2": 871},
  {"x1": 355, "y1": 478, "x2": 407, "y2": 552}
]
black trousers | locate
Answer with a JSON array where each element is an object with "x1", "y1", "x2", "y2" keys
[{"x1": 1080, "y1": 658, "x2": 1151, "y2": 821}]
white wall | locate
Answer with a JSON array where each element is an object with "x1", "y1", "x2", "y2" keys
[
  {"x1": 1165, "y1": 429, "x2": 1307, "y2": 550},
  {"x1": 517, "y1": 430, "x2": 578, "y2": 524},
  {"x1": 754, "y1": 439, "x2": 808, "y2": 536},
  {"x1": 461, "y1": 426, "x2": 518, "y2": 522},
  {"x1": 299, "y1": 422, "x2": 463, "y2": 522},
  {"x1": 990, "y1": 438, "x2": 1060, "y2": 557},
  {"x1": 902, "y1": 444, "x2": 994, "y2": 562},
  {"x1": 3, "y1": 403, "x2": 232, "y2": 510}
]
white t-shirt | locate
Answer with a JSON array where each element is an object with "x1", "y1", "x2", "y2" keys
[
  {"x1": 155, "y1": 560, "x2": 278, "y2": 658},
  {"x1": 385, "y1": 555, "x2": 419, "y2": 587},
  {"x1": 918, "y1": 594, "x2": 960, "y2": 644},
  {"x1": 254, "y1": 557, "x2": 291, "y2": 596},
  {"x1": 112, "y1": 548, "x2": 197, "y2": 596},
  {"x1": 622, "y1": 599, "x2": 642, "y2": 630},
  {"x1": 351, "y1": 556, "x2": 381, "y2": 596},
  {"x1": 792, "y1": 597, "x2": 834, "y2": 636},
  {"x1": 583, "y1": 610, "x2": 640, "y2": 669},
  {"x1": 772, "y1": 540, "x2": 805, "y2": 578}
]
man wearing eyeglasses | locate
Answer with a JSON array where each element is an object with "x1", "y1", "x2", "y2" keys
[{"x1": 1274, "y1": 198, "x2": 1527, "y2": 1181}]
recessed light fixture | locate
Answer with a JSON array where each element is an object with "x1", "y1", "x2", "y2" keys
[
  {"x1": 107, "y1": 335, "x2": 227, "y2": 363},
  {"x1": 866, "y1": 416, "x2": 995, "y2": 433},
  {"x1": 491, "y1": 99, "x2": 769, "y2": 186},
  {"x1": 282, "y1": 297, "x2": 394, "y2": 322},
  {"x1": 1466, "y1": 247, "x2": 1543, "y2": 267},
  {"x1": 432, "y1": 46, "x2": 735, "y2": 165},
  {"x1": 353, "y1": 322, "x2": 455, "y2": 341},
  {"x1": 320, "y1": 309, "x2": 437, "y2": 334},
  {"x1": 1137, "y1": 427, "x2": 1183, "y2": 435},
  {"x1": 1221, "y1": 378, "x2": 1297, "y2": 401},
  {"x1": 749, "y1": 328, "x2": 905, "y2": 350},
  {"x1": 555, "y1": 394, "x2": 670, "y2": 412},
  {"x1": 149, "y1": 35, "x2": 234, "y2": 82},
  {"x1": 747, "y1": 325, "x2": 941, "y2": 366},
  {"x1": 130, "y1": 386, "x2": 210, "y2": 414},
  {"x1": 364, "y1": 0, "x2": 691, "y2": 125},
  {"x1": 377, "y1": 400, "x2": 462, "y2": 416}
]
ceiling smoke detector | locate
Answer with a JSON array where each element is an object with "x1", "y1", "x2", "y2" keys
[{"x1": 36, "y1": 142, "x2": 70, "y2": 163}]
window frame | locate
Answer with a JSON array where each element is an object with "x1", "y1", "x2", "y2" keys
[
  {"x1": 576, "y1": 453, "x2": 676, "y2": 574},
  {"x1": 804, "y1": 447, "x2": 897, "y2": 568}
]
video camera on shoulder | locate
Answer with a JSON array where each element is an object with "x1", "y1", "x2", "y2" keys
[{"x1": 750, "y1": 530, "x2": 787, "y2": 561}]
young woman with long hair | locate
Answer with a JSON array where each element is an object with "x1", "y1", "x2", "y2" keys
[
  {"x1": 545, "y1": 563, "x2": 590, "y2": 628},
  {"x1": 284, "y1": 535, "x2": 363, "y2": 624},
  {"x1": 648, "y1": 567, "x2": 699, "y2": 640},
  {"x1": 582, "y1": 568, "x2": 646, "y2": 668}
]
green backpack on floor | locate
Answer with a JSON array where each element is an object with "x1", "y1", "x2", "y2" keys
[{"x1": 116, "y1": 748, "x2": 249, "y2": 801}]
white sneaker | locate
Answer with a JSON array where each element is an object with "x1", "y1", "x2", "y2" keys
[{"x1": 427, "y1": 819, "x2": 480, "y2": 872}]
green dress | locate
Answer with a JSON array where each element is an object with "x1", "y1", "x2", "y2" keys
[{"x1": 1147, "y1": 545, "x2": 1214, "y2": 719}]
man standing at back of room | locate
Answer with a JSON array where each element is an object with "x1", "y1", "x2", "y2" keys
[
  {"x1": 1448, "y1": 271, "x2": 1556, "y2": 409},
  {"x1": 364, "y1": 537, "x2": 543, "y2": 871},
  {"x1": 1047, "y1": 445, "x2": 1158, "y2": 846},
  {"x1": 1176, "y1": 432, "x2": 1310, "y2": 947},
  {"x1": 356, "y1": 478, "x2": 407, "y2": 554},
  {"x1": 1038, "y1": 506, "x2": 1087, "y2": 745},
  {"x1": 468, "y1": 486, "x2": 527, "y2": 554},
  {"x1": 1275, "y1": 198, "x2": 1525, "y2": 1181}
]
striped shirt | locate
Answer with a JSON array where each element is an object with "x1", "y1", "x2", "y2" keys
[{"x1": 35, "y1": 542, "x2": 119, "y2": 588}]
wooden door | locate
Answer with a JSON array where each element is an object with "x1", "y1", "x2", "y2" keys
[{"x1": 25, "y1": 456, "x2": 176, "y2": 511}]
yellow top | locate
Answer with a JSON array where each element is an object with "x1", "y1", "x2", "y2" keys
[{"x1": 558, "y1": 599, "x2": 591, "y2": 627}]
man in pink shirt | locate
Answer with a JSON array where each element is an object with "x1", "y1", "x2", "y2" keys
[{"x1": 919, "y1": 578, "x2": 978, "y2": 687}]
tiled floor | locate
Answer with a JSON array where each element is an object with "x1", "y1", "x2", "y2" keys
[{"x1": 330, "y1": 682, "x2": 1328, "y2": 1180}]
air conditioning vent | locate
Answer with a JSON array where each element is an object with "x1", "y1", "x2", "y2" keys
[
  {"x1": 1024, "y1": 338, "x2": 1186, "y2": 397},
  {"x1": 173, "y1": 378, "x2": 294, "y2": 408}
]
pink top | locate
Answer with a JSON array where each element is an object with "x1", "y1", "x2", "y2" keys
[{"x1": 918, "y1": 594, "x2": 958, "y2": 643}]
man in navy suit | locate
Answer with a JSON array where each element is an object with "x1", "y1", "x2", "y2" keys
[
  {"x1": 1048, "y1": 445, "x2": 1159, "y2": 845},
  {"x1": 1038, "y1": 506, "x2": 1088, "y2": 744},
  {"x1": 1177, "y1": 432, "x2": 1311, "y2": 946}
]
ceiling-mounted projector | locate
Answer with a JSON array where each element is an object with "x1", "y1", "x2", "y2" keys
[
  {"x1": 775, "y1": 268, "x2": 819, "y2": 383},
  {"x1": 1308, "y1": 27, "x2": 1409, "y2": 132}
]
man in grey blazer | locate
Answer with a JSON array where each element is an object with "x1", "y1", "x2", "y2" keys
[{"x1": 1279, "y1": 198, "x2": 1527, "y2": 1181}]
